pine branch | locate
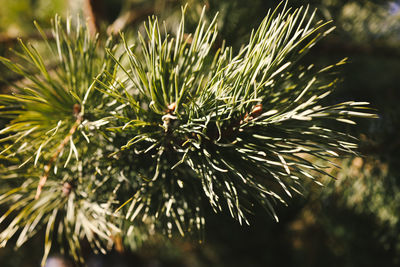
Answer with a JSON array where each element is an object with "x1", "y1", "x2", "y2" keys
[
  {"x1": 0, "y1": 15, "x2": 121, "y2": 264},
  {"x1": 100, "y1": 3, "x2": 377, "y2": 234},
  {"x1": 0, "y1": 2, "x2": 377, "y2": 265}
]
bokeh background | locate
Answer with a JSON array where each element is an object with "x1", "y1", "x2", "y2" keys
[{"x1": 0, "y1": 0, "x2": 400, "y2": 266}]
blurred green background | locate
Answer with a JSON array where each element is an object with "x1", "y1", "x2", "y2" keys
[{"x1": 1, "y1": 0, "x2": 400, "y2": 266}]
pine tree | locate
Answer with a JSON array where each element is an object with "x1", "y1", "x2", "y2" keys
[{"x1": 0, "y1": 3, "x2": 376, "y2": 265}]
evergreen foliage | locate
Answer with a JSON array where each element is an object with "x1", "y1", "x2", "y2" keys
[{"x1": 0, "y1": 3, "x2": 376, "y2": 265}]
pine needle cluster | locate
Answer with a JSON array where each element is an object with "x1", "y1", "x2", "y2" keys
[{"x1": 0, "y1": 3, "x2": 376, "y2": 265}]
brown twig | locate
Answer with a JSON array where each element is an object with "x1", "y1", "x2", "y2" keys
[
  {"x1": 107, "y1": 7, "x2": 154, "y2": 35},
  {"x1": 84, "y1": 0, "x2": 101, "y2": 36},
  {"x1": 0, "y1": 30, "x2": 53, "y2": 45},
  {"x1": 35, "y1": 104, "x2": 82, "y2": 199}
]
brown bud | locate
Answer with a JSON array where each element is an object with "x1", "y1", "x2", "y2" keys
[
  {"x1": 73, "y1": 103, "x2": 81, "y2": 116},
  {"x1": 167, "y1": 102, "x2": 176, "y2": 113},
  {"x1": 251, "y1": 104, "x2": 263, "y2": 117},
  {"x1": 241, "y1": 104, "x2": 263, "y2": 124},
  {"x1": 62, "y1": 182, "x2": 73, "y2": 196}
]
